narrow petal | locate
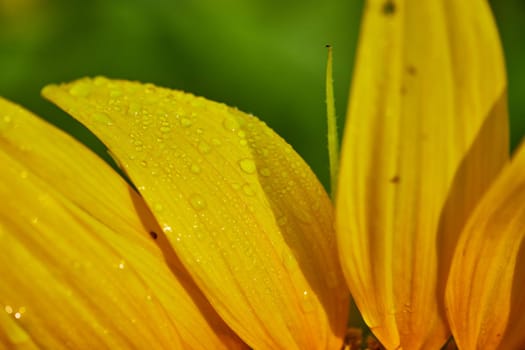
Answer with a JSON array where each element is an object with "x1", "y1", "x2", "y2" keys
[
  {"x1": 0, "y1": 99, "x2": 246, "y2": 349},
  {"x1": 43, "y1": 77, "x2": 349, "y2": 349},
  {"x1": 336, "y1": 0, "x2": 508, "y2": 348},
  {"x1": 446, "y1": 142, "x2": 525, "y2": 349}
]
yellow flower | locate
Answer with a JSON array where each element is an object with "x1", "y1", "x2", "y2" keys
[
  {"x1": 337, "y1": 0, "x2": 525, "y2": 349},
  {"x1": 0, "y1": 76, "x2": 349, "y2": 349},
  {"x1": 0, "y1": 1, "x2": 524, "y2": 350}
]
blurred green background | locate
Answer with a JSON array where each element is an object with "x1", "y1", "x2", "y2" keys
[{"x1": 1, "y1": 0, "x2": 524, "y2": 188}]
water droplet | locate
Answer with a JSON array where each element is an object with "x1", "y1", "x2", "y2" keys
[
  {"x1": 301, "y1": 290, "x2": 315, "y2": 312},
  {"x1": 189, "y1": 194, "x2": 207, "y2": 211},
  {"x1": 259, "y1": 167, "x2": 271, "y2": 177},
  {"x1": 180, "y1": 117, "x2": 192, "y2": 127},
  {"x1": 68, "y1": 82, "x2": 93, "y2": 97},
  {"x1": 190, "y1": 163, "x2": 201, "y2": 174},
  {"x1": 20, "y1": 170, "x2": 28, "y2": 179},
  {"x1": 282, "y1": 252, "x2": 297, "y2": 270},
  {"x1": 92, "y1": 112, "x2": 113, "y2": 125},
  {"x1": 239, "y1": 158, "x2": 256, "y2": 174},
  {"x1": 140, "y1": 160, "x2": 148, "y2": 167},
  {"x1": 109, "y1": 89, "x2": 123, "y2": 98},
  {"x1": 242, "y1": 183, "x2": 255, "y2": 196},
  {"x1": 4, "y1": 305, "x2": 13, "y2": 314},
  {"x1": 134, "y1": 139, "x2": 143, "y2": 151},
  {"x1": 93, "y1": 76, "x2": 109, "y2": 86},
  {"x1": 223, "y1": 116, "x2": 240, "y2": 131},
  {"x1": 159, "y1": 124, "x2": 171, "y2": 133},
  {"x1": 237, "y1": 130, "x2": 246, "y2": 138},
  {"x1": 117, "y1": 260, "x2": 125, "y2": 270},
  {"x1": 128, "y1": 103, "x2": 141, "y2": 116},
  {"x1": 153, "y1": 203, "x2": 163, "y2": 212},
  {"x1": 198, "y1": 141, "x2": 211, "y2": 154},
  {"x1": 277, "y1": 215, "x2": 287, "y2": 226}
]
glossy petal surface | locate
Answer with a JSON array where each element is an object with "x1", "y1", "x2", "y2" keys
[
  {"x1": 43, "y1": 78, "x2": 349, "y2": 350},
  {"x1": 336, "y1": 0, "x2": 508, "y2": 348},
  {"x1": 446, "y1": 143, "x2": 525, "y2": 350},
  {"x1": 0, "y1": 98, "x2": 246, "y2": 350}
]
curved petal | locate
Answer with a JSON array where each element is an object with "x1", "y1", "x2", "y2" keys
[
  {"x1": 0, "y1": 99, "x2": 246, "y2": 350},
  {"x1": 42, "y1": 77, "x2": 349, "y2": 350},
  {"x1": 446, "y1": 142, "x2": 525, "y2": 350},
  {"x1": 336, "y1": 0, "x2": 508, "y2": 348}
]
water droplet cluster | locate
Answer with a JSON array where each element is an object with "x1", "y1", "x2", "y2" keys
[{"x1": 51, "y1": 77, "x2": 349, "y2": 345}]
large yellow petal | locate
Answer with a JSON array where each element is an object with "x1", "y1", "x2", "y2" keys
[
  {"x1": 336, "y1": 0, "x2": 508, "y2": 348},
  {"x1": 446, "y1": 142, "x2": 525, "y2": 350},
  {"x1": 0, "y1": 99, "x2": 246, "y2": 349},
  {"x1": 42, "y1": 77, "x2": 349, "y2": 349}
]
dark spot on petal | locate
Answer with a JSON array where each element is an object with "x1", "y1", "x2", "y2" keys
[
  {"x1": 149, "y1": 231, "x2": 158, "y2": 239},
  {"x1": 382, "y1": 0, "x2": 396, "y2": 15},
  {"x1": 390, "y1": 175, "x2": 400, "y2": 184},
  {"x1": 406, "y1": 65, "x2": 417, "y2": 76}
]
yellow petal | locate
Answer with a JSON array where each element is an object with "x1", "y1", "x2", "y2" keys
[
  {"x1": 42, "y1": 77, "x2": 349, "y2": 349},
  {"x1": 336, "y1": 0, "x2": 508, "y2": 348},
  {"x1": 0, "y1": 99, "x2": 246, "y2": 350},
  {"x1": 446, "y1": 142, "x2": 525, "y2": 349}
]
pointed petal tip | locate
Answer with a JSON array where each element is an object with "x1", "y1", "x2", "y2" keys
[{"x1": 43, "y1": 77, "x2": 349, "y2": 349}]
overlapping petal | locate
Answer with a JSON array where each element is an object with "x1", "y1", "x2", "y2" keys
[
  {"x1": 446, "y1": 142, "x2": 525, "y2": 350},
  {"x1": 0, "y1": 99, "x2": 246, "y2": 349},
  {"x1": 43, "y1": 77, "x2": 349, "y2": 349},
  {"x1": 336, "y1": 0, "x2": 508, "y2": 348}
]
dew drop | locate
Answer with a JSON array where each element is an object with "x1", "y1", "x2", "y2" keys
[
  {"x1": 198, "y1": 141, "x2": 211, "y2": 154},
  {"x1": 282, "y1": 251, "x2": 297, "y2": 270},
  {"x1": 153, "y1": 203, "x2": 163, "y2": 212},
  {"x1": 242, "y1": 183, "x2": 255, "y2": 196},
  {"x1": 4, "y1": 305, "x2": 13, "y2": 314},
  {"x1": 93, "y1": 76, "x2": 109, "y2": 86},
  {"x1": 239, "y1": 158, "x2": 256, "y2": 174},
  {"x1": 117, "y1": 260, "x2": 125, "y2": 270},
  {"x1": 259, "y1": 167, "x2": 271, "y2": 177},
  {"x1": 134, "y1": 139, "x2": 144, "y2": 151},
  {"x1": 92, "y1": 112, "x2": 113, "y2": 125},
  {"x1": 68, "y1": 82, "x2": 93, "y2": 97},
  {"x1": 301, "y1": 290, "x2": 315, "y2": 312},
  {"x1": 128, "y1": 103, "x2": 141, "y2": 116},
  {"x1": 223, "y1": 116, "x2": 240, "y2": 132},
  {"x1": 190, "y1": 163, "x2": 201, "y2": 174},
  {"x1": 159, "y1": 124, "x2": 171, "y2": 133},
  {"x1": 180, "y1": 117, "x2": 192, "y2": 127},
  {"x1": 0, "y1": 115, "x2": 12, "y2": 132},
  {"x1": 109, "y1": 89, "x2": 123, "y2": 98},
  {"x1": 189, "y1": 193, "x2": 207, "y2": 211},
  {"x1": 277, "y1": 215, "x2": 287, "y2": 226}
]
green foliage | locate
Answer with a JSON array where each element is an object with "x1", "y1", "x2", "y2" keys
[{"x1": 0, "y1": 0, "x2": 523, "y2": 187}]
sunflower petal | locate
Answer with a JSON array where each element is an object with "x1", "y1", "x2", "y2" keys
[
  {"x1": 42, "y1": 77, "x2": 349, "y2": 349},
  {"x1": 336, "y1": 0, "x2": 508, "y2": 348},
  {"x1": 0, "y1": 99, "x2": 246, "y2": 349},
  {"x1": 446, "y1": 142, "x2": 525, "y2": 349}
]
